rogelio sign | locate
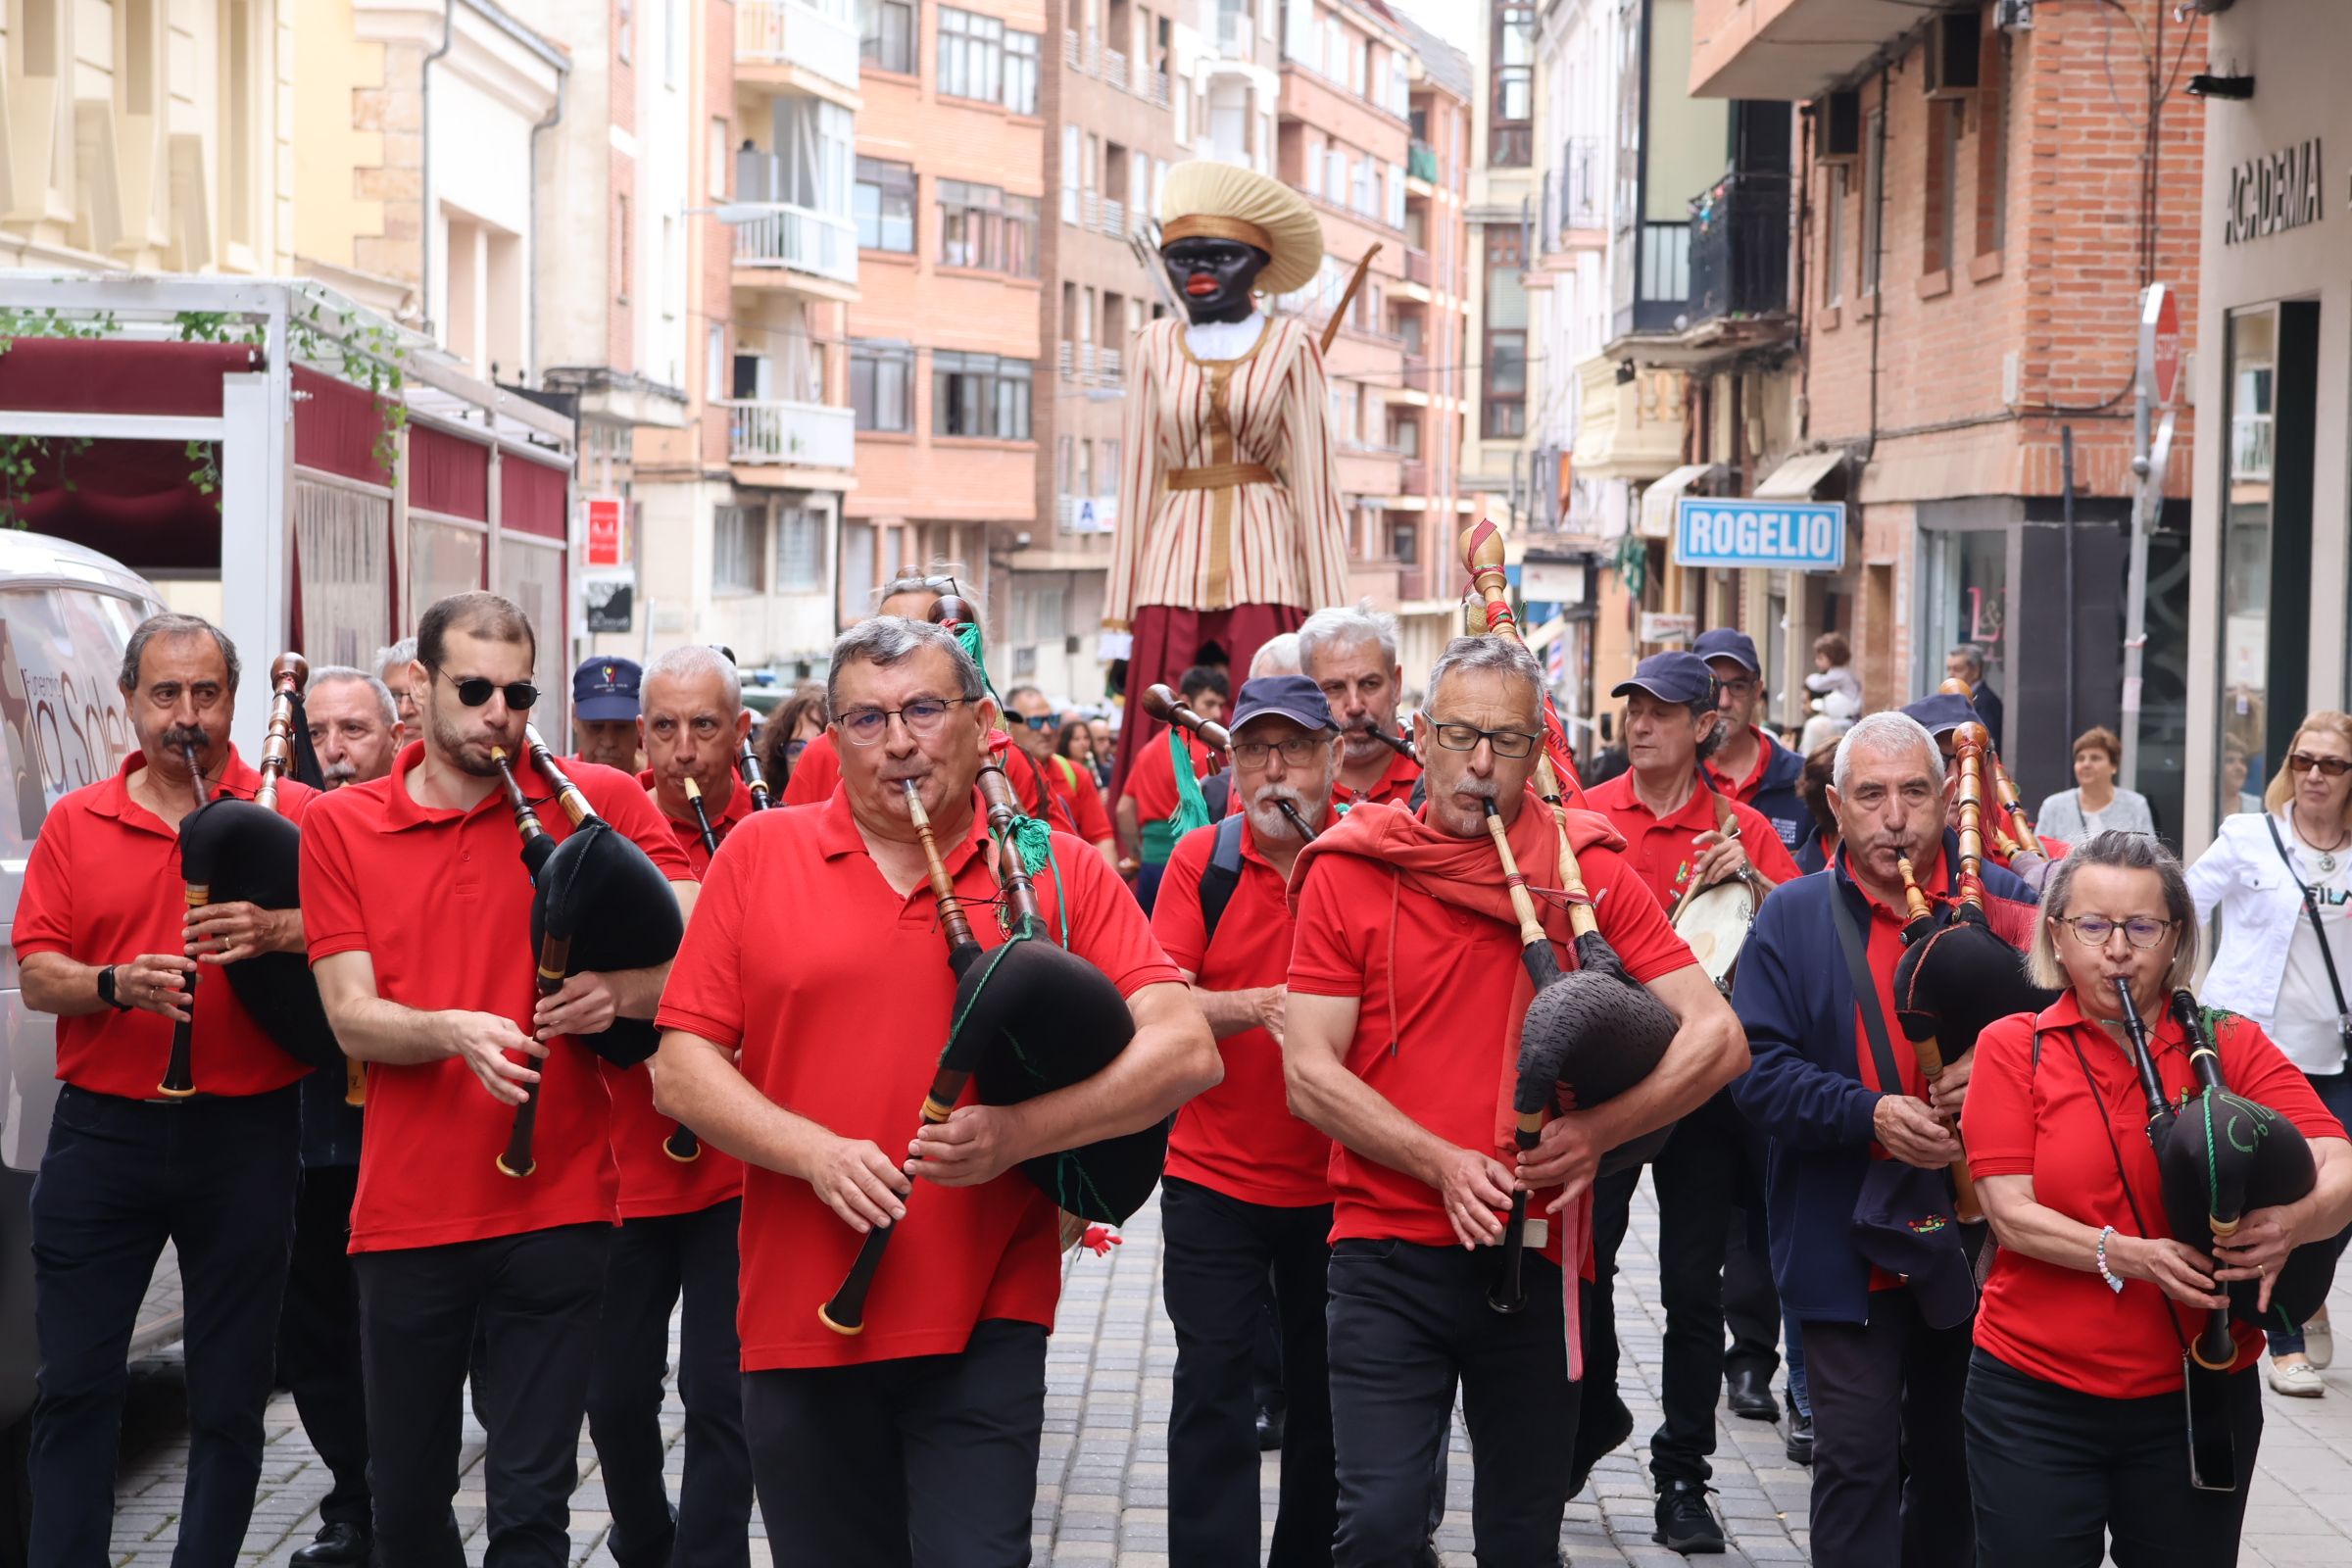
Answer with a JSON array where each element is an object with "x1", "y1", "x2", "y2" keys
[
  {"x1": 2223, "y1": 139, "x2": 2323, "y2": 246},
  {"x1": 1673, "y1": 498, "x2": 1846, "y2": 573}
]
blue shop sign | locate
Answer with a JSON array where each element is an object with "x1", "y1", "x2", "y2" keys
[{"x1": 1673, "y1": 498, "x2": 1846, "y2": 572}]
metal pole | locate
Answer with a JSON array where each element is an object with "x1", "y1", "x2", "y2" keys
[
  {"x1": 2061, "y1": 425, "x2": 2077, "y2": 749},
  {"x1": 2120, "y1": 287, "x2": 2161, "y2": 791}
]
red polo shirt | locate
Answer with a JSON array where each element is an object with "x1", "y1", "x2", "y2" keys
[
  {"x1": 300, "y1": 743, "x2": 694, "y2": 1252},
  {"x1": 1965, "y1": 995, "x2": 2344, "y2": 1398},
  {"x1": 1129, "y1": 729, "x2": 1220, "y2": 856},
  {"x1": 14, "y1": 750, "x2": 318, "y2": 1100},
  {"x1": 655, "y1": 787, "x2": 1180, "y2": 1370},
  {"x1": 1338, "y1": 747, "x2": 1422, "y2": 810},
  {"x1": 1153, "y1": 818, "x2": 1329, "y2": 1208},
  {"x1": 1287, "y1": 814, "x2": 1690, "y2": 1248},
  {"x1": 1004, "y1": 749, "x2": 1114, "y2": 846},
  {"x1": 1704, "y1": 725, "x2": 1782, "y2": 804},
  {"x1": 1582, "y1": 771, "x2": 1803, "y2": 911},
  {"x1": 639, "y1": 768, "x2": 759, "y2": 879},
  {"x1": 780, "y1": 730, "x2": 841, "y2": 806}
]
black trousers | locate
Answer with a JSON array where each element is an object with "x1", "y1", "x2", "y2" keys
[
  {"x1": 1159, "y1": 1177, "x2": 1336, "y2": 1567},
  {"x1": 1326, "y1": 1239, "x2": 1576, "y2": 1568},
  {"x1": 743, "y1": 1317, "x2": 1047, "y2": 1568},
  {"x1": 1722, "y1": 1118, "x2": 1783, "y2": 1385},
  {"x1": 275, "y1": 1162, "x2": 369, "y2": 1531},
  {"x1": 1586, "y1": 1090, "x2": 1744, "y2": 1484},
  {"x1": 353, "y1": 1223, "x2": 612, "y2": 1568},
  {"x1": 28, "y1": 1083, "x2": 298, "y2": 1568},
  {"x1": 584, "y1": 1199, "x2": 753, "y2": 1568},
  {"x1": 1964, "y1": 1350, "x2": 2262, "y2": 1567},
  {"x1": 1802, "y1": 1289, "x2": 1974, "y2": 1568}
]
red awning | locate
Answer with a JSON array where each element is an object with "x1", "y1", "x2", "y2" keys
[
  {"x1": 500, "y1": 453, "x2": 568, "y2": 540},
  {"x1": 409, "y1": 423, "x2": 490, "y2": 520},
  {"x1": 0, "y1": 338, "x2": 258, "y2": 416}
]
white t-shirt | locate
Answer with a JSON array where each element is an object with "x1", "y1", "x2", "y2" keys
[{"x1": 2271, "y1": 815, "x2": 2352, "y2": 1074}]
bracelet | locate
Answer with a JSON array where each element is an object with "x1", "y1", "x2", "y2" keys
[{"x1": 2095, "y1": 1225, "x2": 2126, "y2": 1295}]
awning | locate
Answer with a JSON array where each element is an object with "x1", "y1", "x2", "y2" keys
[
  {"x1": 1755, "y1": 449, "x2": 1849, "y2": 499},
  {"x1": 1637, "y1": 463, "x2": 1721, "y2": 539}
]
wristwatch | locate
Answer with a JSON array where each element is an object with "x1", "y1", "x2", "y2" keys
[{"x1": 96, "y1": 965, "x2": 132, "y2": 1011}]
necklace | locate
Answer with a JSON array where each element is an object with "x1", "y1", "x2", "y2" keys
[{"x1": 2295, "y1": 809, "x2": 2351, "y2": 875}]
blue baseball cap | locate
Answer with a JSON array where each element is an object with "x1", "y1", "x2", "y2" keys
[
  {"x1": 1611, "y1": 652, "x2": 1716, "y2": 707},
  {"x1": 1901, "y1": 693, "x2": 1979, "y2": 739},
  {"x1": 572, "y1": 656, "x2": 643, "y2": 722},
  {"x1": 1229, "y1": 674, "x2": 1335, "y2": 734},
  {"x1": 1693, "y1": 627, "x2": 1761, "y2": 674}
]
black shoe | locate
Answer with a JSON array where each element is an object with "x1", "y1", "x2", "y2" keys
[
  {"x1": 1255, "y1": 1404, "x2": 1285, "y2": 1451},
  {"x1": 1566, "y1": 1396, "x2": 1636, "y2": 1500},
  {"x1": 1784, "y1": 1398, "x2": 1815, "y2": 1468},
  {"x1": 1652, "y1": 1480, "x2": 1726, "y2": 1555},
  {"x1": 1725, "y1": 1364, "x2": 1778, "y2": 1421},
  {"x1": 291, "y1": 1523, "x2": 372, "y2": 1566}
]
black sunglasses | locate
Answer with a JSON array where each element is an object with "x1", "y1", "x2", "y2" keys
[
  {"x1": 1015, "y1": 713, "x2": 1056, "y2": 731},
  {"x1": 432, "y1": 667, "x2": 540, "y2": 711},
  {"x1": 2289, "y1": 752, "x2": 2352, "y2": 779}
]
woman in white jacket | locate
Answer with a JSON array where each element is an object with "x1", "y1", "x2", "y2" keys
[{"x1": 2186, "y1": 710, "x2": 2352, "y2": 1396}]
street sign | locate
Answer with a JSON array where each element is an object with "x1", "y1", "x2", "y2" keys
[
  {"x1": 1639, "y1": 612, "x2": 1696, "y2": 644},
  {"x1": 585, "y1": 496, "x2": 624, "y2": 567},
  {"x1": 1671, "y1": 498, "x2": 1847, "y2": 572},
  {"x1": 1521, "y1": 560, "x2": 1587, "y2": 604},
  {"x1": 2141, "y1": 284, "x2": 2181, "y2": 409},
  {"x1": 584, "y1": 576, "x2": 633, "y2": 634}
]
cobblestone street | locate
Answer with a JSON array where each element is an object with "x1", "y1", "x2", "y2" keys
[{"x1": 108, "y1": 1181, "x2": 2352, "y2": 1565}]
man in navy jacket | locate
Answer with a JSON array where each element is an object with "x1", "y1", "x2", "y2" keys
[{"x1": 1730, "y1": 710, "x2": 2034, "y2": 1568}]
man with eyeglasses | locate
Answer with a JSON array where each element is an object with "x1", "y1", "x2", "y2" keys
[
  {"x1": 576, "y1": 642, "x2": 757, "y2": 1568},
  {"x1": 1150, "y1": 674, "x2": 1345, "y2": 1565},
  {"x1": 301, "y1": 592, "x2": 696, "y2": 1563},
  {"x1": 572, "y1": 655, "x2": 646, "y2": 772},
  {"x1": 1283, "y1": 635, "x2": 1745, "y2": 1567},
  {"x1": 1696, "y1": 629, "x2": 1810, "y2": 859},
  {"x1": 1730, "y1": 710, "x2": 2034, "y2": 1568},
  {"x1": 1579, "y1": 651, "x2": 1802, "y2": 1552},
  {"x1": 651, "y1": 615, "x2": 1218, "y2": 1563},
  {"x1": 1002, "y1": 683, "x2": 1118, "y2": 867}
]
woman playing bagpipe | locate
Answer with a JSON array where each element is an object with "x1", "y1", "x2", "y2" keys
[
  {"x1": 648, "y1": 615, "x2": 1218, "y2": 1566},
  {"x1": 1961, "y1": 830, "x2": 2352, "y2": 1564}
]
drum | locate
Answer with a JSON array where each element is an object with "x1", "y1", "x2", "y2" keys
[{"x1": 1672, "y1": 878, "x2": 1756, "y2": 992}]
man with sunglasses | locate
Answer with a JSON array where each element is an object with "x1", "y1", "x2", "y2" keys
[
  {"x1": 301, "y1": 592, "x2": 696, "y2": 1564},
  {"x1": 1283, "y1": 635, "x2": 1744, "y2": 1567},
  {"x1": 651, "y1": 615, "x2": 1218, "y2": 1563},
  {"x1": 1002, "y1": 684, "x2": 1118, "y2": 867}
]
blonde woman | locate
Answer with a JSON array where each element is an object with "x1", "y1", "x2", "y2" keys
[
  {"x1": 2035, "y1": 726, "x2": 2156, "y2": 842},
  {"x1": 2185, "y1": 710, "x2": 2352, "y2": 1395}
]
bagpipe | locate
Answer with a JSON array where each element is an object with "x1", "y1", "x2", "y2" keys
[
  {"x1": 819, "y1": 760, "x2": 1167, "y2": 1336},
  {"x1": 486, "y1": 727, "x2": 687, "y2": 1177},
  {"x1": 1936, "y1": 678, "x2": 2044, "y2": 858},
  {"x1": 1460, "y1": 522, "x2": 1680, "y2": 1314},
  {"x1": 172, "y1": 655, "x2": 359, "y2": 1102},
  {"x1": 1890, "y1": 722, "x2": 2056, "y2": 1221}
]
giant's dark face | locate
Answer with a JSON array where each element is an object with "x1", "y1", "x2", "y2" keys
[{"x1": 1162, "y1": 236, "x2": 1271, "y2": 324}]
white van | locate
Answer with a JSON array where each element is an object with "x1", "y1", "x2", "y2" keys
[{"x1": 0, "y1": 531, "x2": 171, "y2": 1531}]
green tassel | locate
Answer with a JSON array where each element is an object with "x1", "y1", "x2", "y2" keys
[
  {"x1": 1166, "y1": 723, "x2": 1211, "y2": 839},
  {"x1": 953, "y1": 620, "x2": 990, "y2": 694},
  {"x1": 994, "y1": 804, "x2": 1070, "y2": 947}
]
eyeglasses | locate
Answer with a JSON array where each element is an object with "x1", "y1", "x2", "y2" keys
[
  {"x1": 1014, "y1": 713, "x2": 1056, "y2": 732},
  {"x1": 1233, "y1": 736, "x2": 1328, "y2": 766},
  {"x1": 2288, "y1": 752, "x2": 2352, "y2": 778},
  {"x1": 2055, "y1": 914, "x2": 2176, "y2": 950},
  {"x1": 432, "y1": 667, "x2": 539, "y2": 710},
  {"x1": 1426, "y1": 717, "x2": 1541, "y2": 760},
  {"x1": 836, "y1": 697, "x2": 972, "y2": 746}
]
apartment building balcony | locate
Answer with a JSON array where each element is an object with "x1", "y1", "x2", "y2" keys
[
  {"x1": 1056, "y1": 342, "x2": 1125, "y2": 389},
  {"x1": 731, "y1": 204, "x2": 859, "y2": 301},
  {"x1": 1396, "y1": 353, "x2": 1433, "y2": 405},
  {"x1": 1400, "y1": 458, "x2": 1428, "y2": 495},
  {"x1": 1543, "y1": 135, "x2": 1607, "y2": 249},
  {"x1": 1063, "y1": 30, "x2": 1173, "y2": 107},
  {"x1": 1688, "y1": 172, "x2": 1792, "y2": 327},
  {"x1": 1689, "y1": 0, "x2": 1920, "y2": 102},
  {"x1": 736, "y1": 0, "x2": 861, "y2": 107},
  {"x1": 724, "y1": 399, "x2": 858, "y2": 486},
  {"x1": 1408, "y1": 139, "x2": 1439, "y2": 184},
  {"x1": 1403, "y1": 248, "x2": 1431, "y2": 287}
]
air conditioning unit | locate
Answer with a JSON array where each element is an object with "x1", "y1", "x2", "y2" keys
[
  {"x1": 1925, "y1": 13, "x2": 1983, "y2": 98},
  {"x1": 1817, "y1": 90, "x2": 1862, "y2": 165}
]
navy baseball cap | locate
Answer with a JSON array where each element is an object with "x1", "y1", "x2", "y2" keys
[
  {"x1": 572, "y1": 656, "x2": 643, "y2": 721},
  {"x1": 1611, "y1": 652, "x2": 1716, "y2": 707},
  {"x1": 1230, "y1": 674, "x2": 1335, "y2": 734},
  {"x1": 1693, "y1": 627, "x2": 1761, "y2": 674},
  {"x1": 1901, "y1": 693, "x2": 1979, "y2": 739},
  {"x1": 1850, "y1": 1161, "x2": 1978, "y2": 1331}
]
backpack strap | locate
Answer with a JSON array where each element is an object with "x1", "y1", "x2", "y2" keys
[
  {"x1": 1201, "y1": 768, "x2": 1232, "y2": 823},
  {"x1": 1198, "y1": 811, "x2": 1250, "y2": 949}
]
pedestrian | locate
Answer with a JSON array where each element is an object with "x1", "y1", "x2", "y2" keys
[
  {"x1": 1793, "y1": 741, "x2": 1840, "y2": 877},
  {"x1": 1118, "y1": 663, "x2": 1230, "y2": 912},
  {"x1": 302, "y1": 592, "x2": 695, "y2": 1564},
  {"x1": 1581, "y1": 652, "x2": 1802, "y2": 1554},
  {"x1": 782, "y1": 570, "x2": 977, "y2": 805},
  {"x1": 1002, "y1": 682, "x2": 1120, "y2": 866},
  {"x1": 374, "y1": 636, "x2": 420, "y2": 744},
  {"x1": 572, "y1": 654, "x2": 645, "y2": 772},
  {"x1": 14, "y1": 613, "x2": 316, "y2": 1564},
  {"x1": 1695, "y1": 628, "x2": 1811, "y2": 858},
  {"x1": 1055, "y1": 716, "x2": 1097, "y2": 775},
  {"x1": 585, "y1": 644, "x2": 757, "y2": 1568},
  {"x1": 756, "y1": 683, "x2": 828, "y2": 792},
  {"x1": 1944, "y1": 643, "x2": 2003, "y2": 745},
  {"x1": 1963, "y1": 831, "x2": 2352, "y2": 1563},
  {"x1": 1152, "y1": 674, "x2": 1344, "y2": 1568},
  {"x1": 649, "y1": 615, "x2": 1216, "y2": 1565},
  {"x1": 1901, "y1": 693, "x2": 2063, "y2": 888},
  {"x1": 1283, "y1": 634, "x2": 1744, "y2": 1567},
  {"x1": 279, "y1": 663, "x2": 399, "y2": 1566},
  {"x1": 2222, "y1": 743, "x2": 2265, "y2": 817},
  {"x1": 1731, "y1": 710, "x2": 2037, "y2": 1568},
  {"x1": 1299, "y1": 603, "x2": 1422, "y2": 808},
  {"x1": 2034, "y1": 726, "x2": 2156, "y2": 842},
  {"x1": 2184, "y1": 710, "x2": 2352, "y2": 1396}
]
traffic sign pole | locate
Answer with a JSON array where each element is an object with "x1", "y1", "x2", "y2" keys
[{"x1": 2120, "y1": 283, "x2": 2176, "y2": 792}]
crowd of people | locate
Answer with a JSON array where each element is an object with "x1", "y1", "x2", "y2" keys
[{"x1": 14, "y1": 576, "x2": 2352, "y2": 1568}]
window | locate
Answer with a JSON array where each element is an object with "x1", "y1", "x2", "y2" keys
[
  {"x1": 714, "y1": 506, "x2": 764, "y2": 594},
  {"x1": 932, "y1": 352, "x2": 1034, "y2": 440},
  {"x1": 850, "y1": 339, "x2": 914, "y2": 431},
  {"x1": 1061, "y1": 124, "x2": 1081, "y2": 222},
  {"x1": 1492, "y1": 4, "x2": 1534, "y2": 166},
  {"x1": 615, "y1": 192, "x2": 631, "y2": 302},
  {"x1": 664, "y1": 0, "x2": 681, "y2": 86},
  {"x1": 1978, "y1": 35, "x2": 2009, "y2": 257},
  {"x1": 1004, "y1": 30, "x2": 1041, "y2": 115},
  {"x1": 859, "y1": 0, "x2": 916, "y2": 74},
  {"x1": 939, "y1": 8, "x2": 1005, "y2": 104},
  {"x1": 618, "y1": 0, "x2": 632, "y2": 64},
  {"x1": 856, "y1": 158, "x2": 915, "y2": 252},
  {"x1": 708, "y1": 118, "x2": 730, "y2": 202},
  {"x1": 1388, "y1": 409, "x2": 1420, "y2": 456},
  {"x1": 1925, "y1": 100, "x2": 1960, "y2": 277},
  {"x1": 1387, "y1": 161, "x2": 1406, "y2": 229},
  {"x1": 1304, "y1": 140, "x2": 1322, "y2": 199},
  {"x1": 938, "y1": 180, "x2": 1039, "y2": 276},
  {"x1": 707, "y1": 324, "x2": 726, "y2": 402},
  {"x1": 1859, "y1": 106, "x2": 1884, "y2": 299},
  {"x1": 1823, "y1": 164, "x2": 1846, "y2": 309},
  {"x1": 1283, "y1": 0, "x2": 1314, "y2": 64},
  {"x1": 776, "y1": 507, "x2": 826, "y2": 593}
]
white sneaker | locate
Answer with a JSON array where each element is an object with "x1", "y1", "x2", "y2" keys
[
  {"x1": 2269, "y1": 1358, "x2": 2327, "y2": 1397},
  {"x1": 2306, "y1": 1314, "x2": 2334, "y2": 1370}
]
